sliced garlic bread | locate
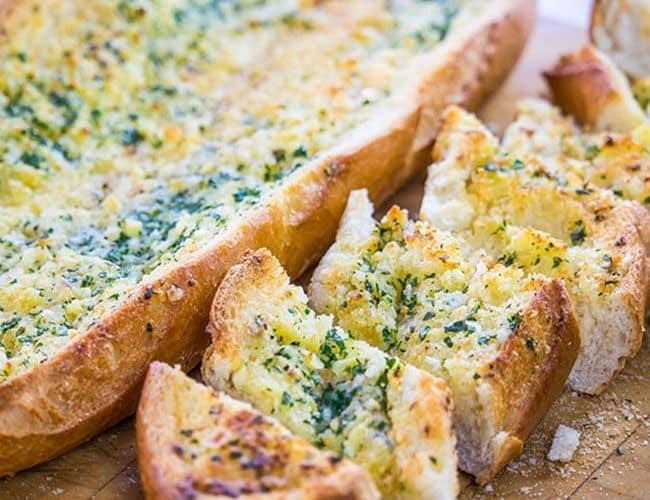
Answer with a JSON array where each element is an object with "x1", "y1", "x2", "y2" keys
[
  {"x1": 310, "y1": 190, "x2": 579, "y2": 483},
  {"x1": 0, "y1": 0, "x2": 535, "y2": 474},
  {"x1": 421, "y1": 106, "x2": 647, "y2": 394},
  {"x1": 137, "y1": 362, "x2": 378, "y2": 499},
  {"x1": 202, "y1": 249, "x2": 458, "y2": 498}
]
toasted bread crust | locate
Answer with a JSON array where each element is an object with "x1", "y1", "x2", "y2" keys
[
  {"x1": 137, "y1": 362, "x2": 378, "y2": 500},
  {"x1": 570, "y1": 200, "x2": 647, "y2": 394},
  {"x1": 0, "y1": 0, "x2": 536, "y2": 475},
  {"x1": 477, "y1": 279, "x2": 580, "y2": 482},
  {"x1": 544, "y1": 45, "x2": 646, "y2": 132}
]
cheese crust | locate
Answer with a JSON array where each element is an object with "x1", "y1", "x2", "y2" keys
[{"x1": 0, "y1": 0, "x2": 535, "y2": 474}]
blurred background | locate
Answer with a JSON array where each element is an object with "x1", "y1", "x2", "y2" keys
[{"x1": 539, "y1": 0, "x2": 591, "y2": 27}]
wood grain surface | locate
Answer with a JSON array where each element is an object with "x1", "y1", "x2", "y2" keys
[{"x1": 2, "y1": 17, "x2": 648, "y2": 500}]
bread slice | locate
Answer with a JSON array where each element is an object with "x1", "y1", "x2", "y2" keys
[
  {"x1": 590, "y1": 0, "x2": 650, "y2": 79},
  {"x1": 544, "y1": 44, "x2": 647, "y2": 132},
  {"x1": 0, "y1": 0, "x2": 535, "y2": 474},
  {"x1": 502, "y1": 99, "x2": 650, "y2": 309},
  {"x1": 137, "y1": 362, "x2": 379, "y2": 499},
  {"x1": 202, "y1": 249, "x2": 458, "y2": 498},
  {"x1": 310, "y1": 190, "x2": 579, "y2": 483},
  {"x1": 421, "y1": 105, "x2": 647, "y2": 394}
]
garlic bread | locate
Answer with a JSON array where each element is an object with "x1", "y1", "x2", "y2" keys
[
  {"x1": 137, "y1": 362, "x2": 378, "y2": 499},
  {"x1": 421, "y1": 105, "x2": 647, "y2": 394},
  {"x1": 202, "y1": 249, "x2": 458, "y2": 499},
  {"x1": 310, "y1": 190, "x2": 579, "y2": 483},
  {"x1": 545, "y1": 0, "x2": 650, "y2": 132},
  {"x1": 0, "y1": 0, "x2": 535, "y2": 474}
]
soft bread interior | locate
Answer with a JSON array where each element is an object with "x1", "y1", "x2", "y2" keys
[{"x1": 591, "y1": 0, "x2": 650, "y2": 79}]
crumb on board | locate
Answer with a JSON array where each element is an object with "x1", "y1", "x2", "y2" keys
[{"x1": 548, "y1": 425, "x2": 581, "y2": 462}]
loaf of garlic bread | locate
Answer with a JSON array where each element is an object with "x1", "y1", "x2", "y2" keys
[{"x1": 0, "y1": 0, "x2": 535, "y2": 474}]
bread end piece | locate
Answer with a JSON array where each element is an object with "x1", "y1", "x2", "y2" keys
[
  {"x1": 137, "y1": 362, "x2": 379, "y2": 500},
  {"x1": 544, "y1": 44, "x2": 646, "y2": 132}
]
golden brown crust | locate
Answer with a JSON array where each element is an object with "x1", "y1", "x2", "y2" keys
[
  {"x1": 479, "y1": 279, "x2": 580, "y2": 483},
  {"x1": 543, "y1": 44, "x2": 646, "y2": 132},
  {"x1": 137, "y1": 362, "x2": 378, "y2": 500},
  {"x1": 544, "y1": 46, "x2": 620, "y2": 125},
  {"x1": 0, "y1": 0, "x2": 536, "y2": 475},
  {"x1": 580, "y1": 200, "x2": 648, "y2": 393}
]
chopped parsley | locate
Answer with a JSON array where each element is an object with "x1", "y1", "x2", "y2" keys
[
  {"x1": 508, "y1": 311, "x2": 522, "y2": 332},
  {"x1": 570, "y1": 221, "x2": 586, "y2": 246},
  {"x1": 320, "y1": 328, "x2": 348, "y2": 368}
]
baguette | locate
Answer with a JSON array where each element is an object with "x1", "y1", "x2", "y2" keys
[
  {"x1": 421, "y1": 105, "x2": 647, "y2": 394},
  {"x1": 309, "y1": 190, "x2": 579, "y2": 483},
  {"x1": 202, "y1": 249, "x2": 458, "y2": 498},
  {"x1": 0, "y1": 0, "x2": 535, "y2": 474},
  {"x1": 545, "y1": 0, "x2": 650, "y2": 131},
  {"x1": 136, "y1": 362, "x2": 379, "y2": 500}
]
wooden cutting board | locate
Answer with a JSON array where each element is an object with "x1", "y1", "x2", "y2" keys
[{"x1": 2, "y1": 18, "x2": 649, "y2": 500}]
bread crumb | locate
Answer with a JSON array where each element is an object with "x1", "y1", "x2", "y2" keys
[{"x1": 548, "y1": 425, "x2": 581, "y2": 462}]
